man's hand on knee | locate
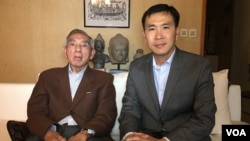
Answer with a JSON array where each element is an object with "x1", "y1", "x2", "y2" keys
[{"x1": 44, "y1": 129, "x2": 66, "y2": 141}]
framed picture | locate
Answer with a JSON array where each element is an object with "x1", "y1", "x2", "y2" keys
[{"x1": 84, "y1": 0, "x2": 130, "y2": 28}]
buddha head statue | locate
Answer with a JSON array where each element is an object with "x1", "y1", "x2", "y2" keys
[{"x1": 108, "y1": 33, "x2": 129, "y2": 64}]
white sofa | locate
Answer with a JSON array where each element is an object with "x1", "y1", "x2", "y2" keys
[{"x1": 0, "y1": 70, "x2": 246, "y2": 141}]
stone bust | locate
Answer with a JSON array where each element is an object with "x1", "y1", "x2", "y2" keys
[
  {"x1": 133, "y1": 48, "x2": 144, "y2": 60},
  {"x1": 92, "y1": 34, "x2": 110, "y2": 69},
  {"x1": 108, "y1": 33, "x2": 129, "y2": 64}
]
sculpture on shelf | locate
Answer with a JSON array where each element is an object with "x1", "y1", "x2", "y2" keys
[
  {"x1": 92, "y1": 33, "x2": 110, "y2": 70},
  {"x1": 133, "y1": 48, "x2": 144, "y2": 60},
  {"x1": 108, "y1": 33, "x2": 129, "y2": 66}
]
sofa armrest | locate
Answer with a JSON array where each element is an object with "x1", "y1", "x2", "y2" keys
[
  {"x1": 228, "y1": 84, "x2": 241, "y2": 121},
  {"x1": 0, "y1": 83, "x2": 34, "y2": 120}
]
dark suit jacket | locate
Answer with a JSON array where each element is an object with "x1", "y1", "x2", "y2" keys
[
  {"x1": 119, "y1": 48, "x2": 216, "y2": 141},
  {"x1": 26, "y1": 65, "x2": 117, "y2": 140}
]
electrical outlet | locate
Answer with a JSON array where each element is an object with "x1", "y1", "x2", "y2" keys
[
  {"x1": 189, "y1": 29, "x2": 197, "y2": 37},
  {"x1": 180, "y1": 29, "x2": 188, "y2": 37}
]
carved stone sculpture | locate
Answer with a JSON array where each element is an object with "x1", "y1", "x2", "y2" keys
[
  {"x1": 133, "y1": 48, "x2": 144, "y2": 60},
  {"x1": 108, "y1": 33, "x2": 129, "y2": 64},
  {"x1": 92, "y1": 34, "x2": 110, "y2": 70}
]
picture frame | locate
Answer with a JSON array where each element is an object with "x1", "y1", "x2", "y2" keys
[{"x1": 84, "y1": 0, "x2": 130, "y2": 28}]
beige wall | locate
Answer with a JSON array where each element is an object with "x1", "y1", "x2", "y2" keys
[{"x1": 0, "y1": 0, "x2": 206, "y2": 83}]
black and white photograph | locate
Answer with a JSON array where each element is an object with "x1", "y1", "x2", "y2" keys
[{"x1": 84, "y1": 0, "x2": 130, "y2": 28}]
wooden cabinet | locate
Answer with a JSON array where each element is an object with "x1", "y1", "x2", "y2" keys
[
  {"x1": 205, "y1": 55, "x2": 218, "y2": 72},
  {"x1": 242, "y1": 91, "x2": 250, "y2": 123}
]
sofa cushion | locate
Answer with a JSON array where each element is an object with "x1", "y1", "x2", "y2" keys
[
  {"x1": 111, "y1": 72, "x2": 128, "y2": 137},
  {"x1": 211, "y1": 69, "x2": 232, "y2": 134}
]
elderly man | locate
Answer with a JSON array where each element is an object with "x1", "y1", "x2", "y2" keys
[{"x1": 26, "y1": 29, "x2": 117, "y2": 141}]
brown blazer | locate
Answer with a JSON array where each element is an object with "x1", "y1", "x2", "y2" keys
[{"x1": 26, "y1": 65, "x2": 117, "y2": 140}]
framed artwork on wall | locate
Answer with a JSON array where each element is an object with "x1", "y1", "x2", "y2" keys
[{"x1": 84, "y1": 0, "x2": 130, "y2": 28}]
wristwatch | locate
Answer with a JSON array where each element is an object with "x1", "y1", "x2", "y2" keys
[{"x1": 87, "y1": 129, "x2": 95, "y2": 137}]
